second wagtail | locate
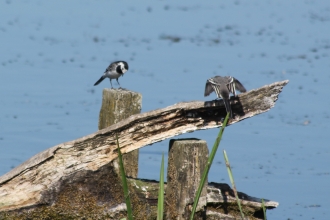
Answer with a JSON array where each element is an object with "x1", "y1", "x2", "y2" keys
[
  {"x1": 204, "y1": 76, "x2": 246, "y2": 118},
  {"x1": 94, "y1": 61, "x2": 129, "y2": 89}
]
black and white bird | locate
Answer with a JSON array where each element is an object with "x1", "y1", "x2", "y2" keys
[
  {"x1": 94, "y1": 61, "x2": 129, "y2": 88},
  {"x1": 204, "y1": 76, "x2": 246, "y2": 118}
]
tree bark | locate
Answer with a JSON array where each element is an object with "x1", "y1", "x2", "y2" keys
[{"x1": 0, "y1": 80, "x2": 288, "y2": 213}]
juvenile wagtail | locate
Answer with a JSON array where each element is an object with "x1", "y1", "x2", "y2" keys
[{"x1": 204, "y1": 76, "x2": 246, "y2": 118}]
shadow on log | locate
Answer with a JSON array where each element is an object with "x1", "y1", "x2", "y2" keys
[{"x1": 0, "y1": 80, "x2": 288, "y2": 219}]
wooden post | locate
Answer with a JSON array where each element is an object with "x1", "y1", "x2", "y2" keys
[
  {"x1": 98, "y1": 88, "x2": 142, "y2": 178},
  {"x1": 166, "y1": 139, "x2": 209, "y2": 220}
]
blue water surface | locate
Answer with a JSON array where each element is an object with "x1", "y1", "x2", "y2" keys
[{"x1": 1, "y1": 1, "x2": 330, "y2": 219}]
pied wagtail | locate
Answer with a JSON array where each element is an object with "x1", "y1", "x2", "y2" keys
[
  {"x1": 94, "y1": 61, "x2": 129, "y2": 89},
  {"x1": 204, "y1": 76, "x2": 246, "y2": 118}
]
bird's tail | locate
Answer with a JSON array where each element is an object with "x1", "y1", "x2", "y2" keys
[
  {"x1": 212, "y1": 84, "x2": 233, "y2": 118},
  {"x1": 223, "y1": 98, "x2": 233, "y2": 118},
  {"x1": 94, "y1": 75, "x2": 106, "y2": 86}
]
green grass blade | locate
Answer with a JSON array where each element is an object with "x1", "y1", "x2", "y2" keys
[
  {"x1": 223, "y1": 150, "x2": 245, "y2": 219},
  {"x1": 261, "y1": 198, "x2": 267, "y2": 220},
  {"x1": 157, "y1": 153, "x2": 165, "y2": 220},
  {"x1": 189, "y1": 112, "x2": 230, "y2": 220},
  {"x1": 116, "y1": 134, "x2": 133, "y2": 220}
]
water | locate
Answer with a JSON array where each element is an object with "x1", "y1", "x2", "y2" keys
[{"x1": 1, "y1": 1, "x2": 330, "y2": 219}]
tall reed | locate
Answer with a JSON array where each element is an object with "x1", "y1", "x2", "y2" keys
[
  {"x1": 189, "y1": 113, "x2": 230, "y2": 220},
  {"x1": 116, "y1": 134, "x2": 133, "y2": 220}
]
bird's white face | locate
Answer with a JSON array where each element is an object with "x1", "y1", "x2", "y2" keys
[{"x1": 119, "y1": 62, "x2": 128, "y2": 73}]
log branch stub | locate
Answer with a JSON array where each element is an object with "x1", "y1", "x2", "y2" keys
[
  {"x1": 166, "y1": 139, "x2": 208, "y2": 220},
  {"x1": 98, "y1": 89, "x2": 142, "y2": 178}
]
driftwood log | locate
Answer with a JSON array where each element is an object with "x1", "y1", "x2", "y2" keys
[{"x1": 0, "y1": 80, "x2": 288, "y2": 219}]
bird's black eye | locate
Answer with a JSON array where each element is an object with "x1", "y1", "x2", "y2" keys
[{"x1": 116, "y1": 65, "x2": 123, "y2": 74}]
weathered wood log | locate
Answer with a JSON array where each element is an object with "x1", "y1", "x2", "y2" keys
[
  {"x1": 0, "y1": 80, "x2": 288, "y2": 213},
  {"x1": 99, "y1": 89, "x2": 141, "y2": 178},
  {"x1": 0, "y1": 177, "x2": 278, "y2": 220},
  {"x1": 128, "y1": 180, "x2": 278, "y2": 220},
  {"x1": 166, "y1": 139, "x2": 208, "y2": 219}
]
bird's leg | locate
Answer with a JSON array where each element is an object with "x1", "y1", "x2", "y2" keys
[
  {"x1": 116, "y1": 79, "x2": 122, "y2": 89},
  {"x1": 110, "y1": 79, "x2": 114, "y2": 89}
]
